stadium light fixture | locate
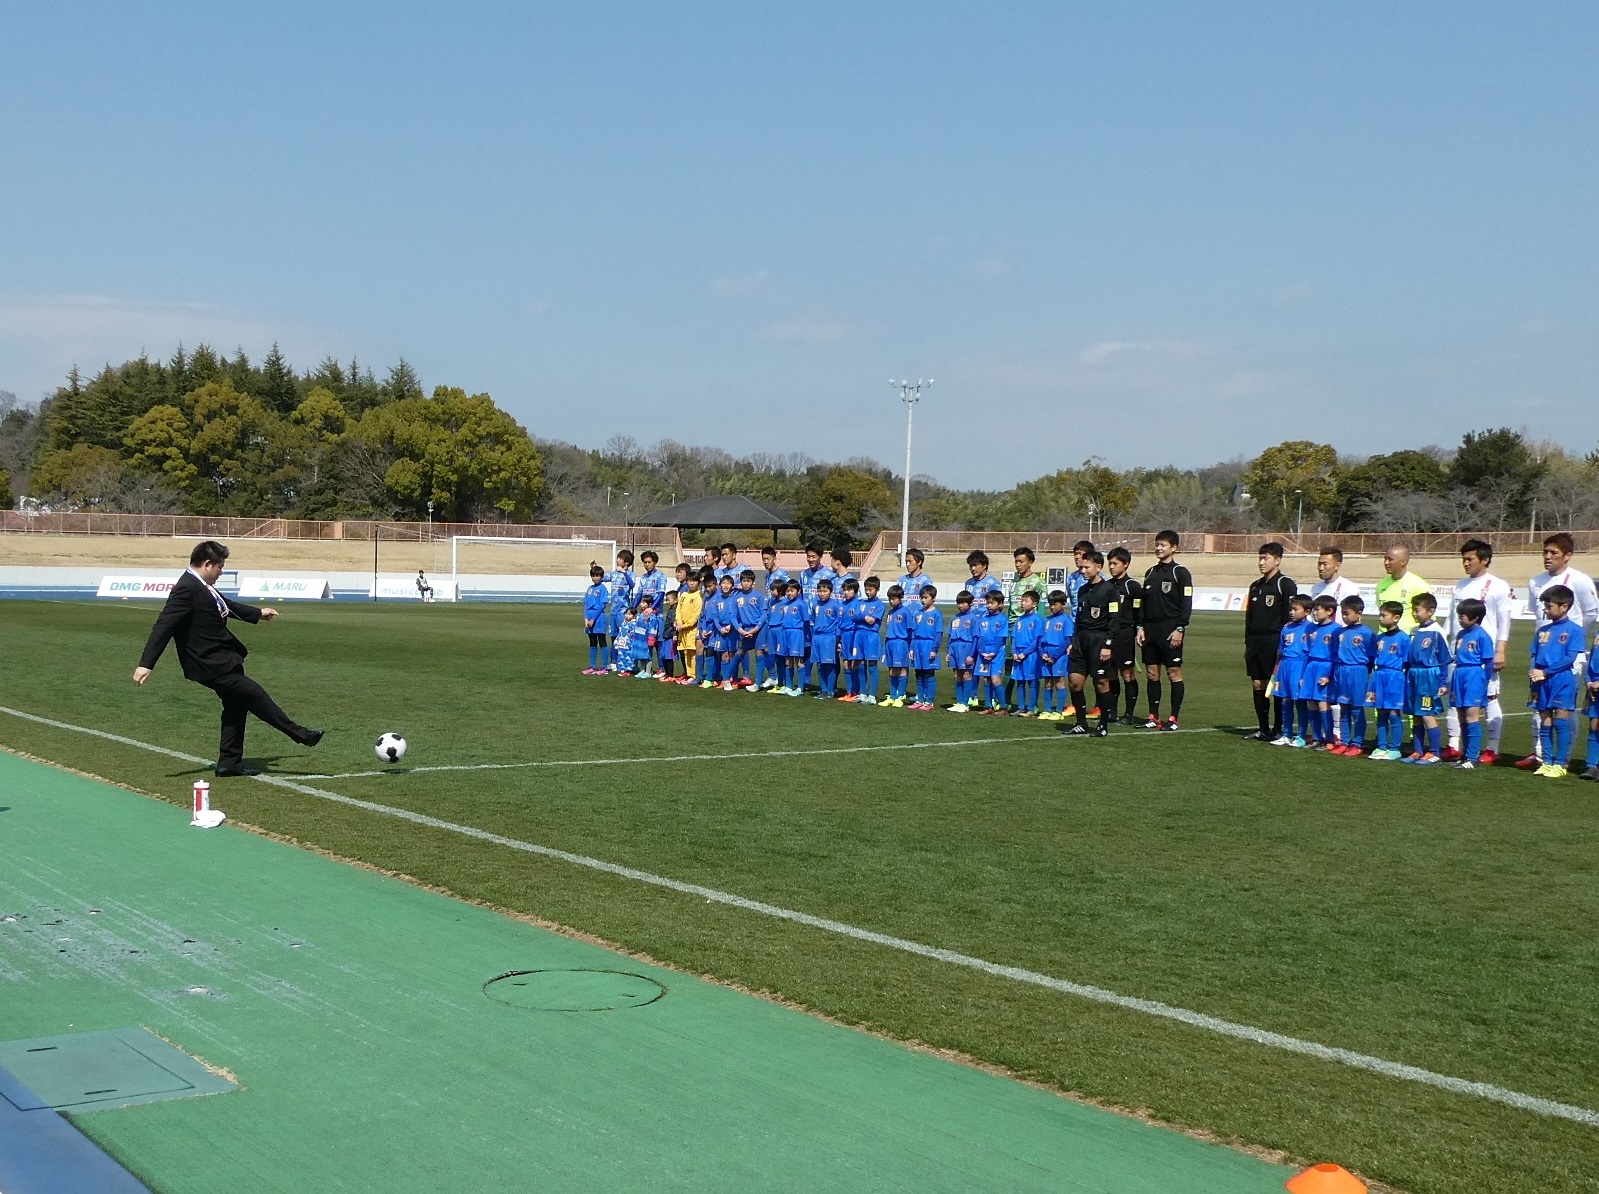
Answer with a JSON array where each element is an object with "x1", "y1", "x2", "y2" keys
[{"x1": 891, "y1": 379, "x2": 932, "y2": 566}]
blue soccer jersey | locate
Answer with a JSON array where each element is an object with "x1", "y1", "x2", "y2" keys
[
  {"x1": 734, "y1": 589, "x2": 765, "y2": 650},
  {"x1": 1010, "y1": 609, "x2": 1043, "y2": 682},
  {"x1": 583, "y1": 582, "x2": 609, "y2": 630},
  {"x1": 764, "y1": 566, "x2": 791, "y2": 592},
  {"x1": 1531, "y1": 615, "x2": 1584, "y2": 710},
  {"x1": 1450, "y1": 623, "x2": 1495, "y2": 709},
  {"x1": 604, "y1": 568, "x2": 634, "y2": 611},
  {"x1": 965, "y1": 573, "x2": 1004, "y2": 608},
  {"x1": 1408, "y1": 622, "x2": 1452, "y2": 669},
  {"x1": 898, "y1": 571, "x2": 933, "y2": 601},
  {"x1": 911, "y1": 605, "x2": 944, "y2": 669},
  {"x1": 1332, "y1": 620, "x2": 1376, "y2": 706},
  {"x1": 635, "y1": 567, "x2": 668, "y2": 611},
  {"x1": 800, "y1": 566, "x2": 836, "y2": 618},
  {"x1": 946, "y1": 609, "x2": 978, "y2": 670},
  {"x1": 974, "y1": 609, "x2": 1010, "y2": 678}
]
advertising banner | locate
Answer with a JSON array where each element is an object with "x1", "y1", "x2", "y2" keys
[
  {"x1": 97, "y1": 575, "x2": 182, "y2": 598},
  {"x1": 237, "y1": 577, "x2": 332, "y2": 599}
]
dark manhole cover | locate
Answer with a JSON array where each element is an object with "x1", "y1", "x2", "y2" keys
[{"x1": 484, "y1": 968, "x2": 666, "y2": 1011}]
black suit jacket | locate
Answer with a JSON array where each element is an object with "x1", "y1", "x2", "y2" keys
[{"x1": 138, "y1": 572, "x2": 264, "y2": 683}]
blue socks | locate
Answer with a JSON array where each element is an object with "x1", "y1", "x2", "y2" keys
[{"x1": 1464, "y1": 720, "x2": 1482, "y2": 760}]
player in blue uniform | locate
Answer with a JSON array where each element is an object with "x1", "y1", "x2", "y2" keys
[
  {"x1": 809, "y1": 579, "x2": 844, "y2": 701},
  {"x1": 772, "y1": 579, "x2": 808, "y2": 696},
  {"x1": 1299, "y1": 596, "x2": 1340, "y2": 748},
  {"x1": 1068, "y1": 540, "x2": 1096, "y2": 603},
  {"x1": 799, "y1": 545, "x2": 836, "y2": 692},
  {"x1": 853, "y1": 577, "x2": 886, "y2": 705},
  {"x1": 945, "y1": 591, "x2": 979, "y2": 712},
  {"x1": 1331, "y1": 596, "x2": 1375, "y2": 754},
  {"x1": 974, "y1": 590, "x2": 1011, "y2": 714},
  {"x1": 632, "y1": 596, "x2": 663, "y2": 677},
  {"x1": 702, "y1": 573, "x2": 735, "y2": 688},
  {"x1": 733, "y1": 571, "x2": 765, "y2": 689},
  {"x1": 1009, "y1": 590, "x2": 1044, "y2": 716},
  {"x1": 1530, "y1": 585, "x2": 1583, "y2": 777},
  {"x1": 1448, "y1": 597, "x2": 1494, "y2": 769},
  {"x1": 603, "y1": 550, "x2": 636, "y2": 670},
  {"x1": 760, "y1": 545, "x2": 790, "y2": 593},
  {"x1": 882, "y1": 585, "x2": 913, "y2": 707},
  {"x1": 758, "y1": 577, "x2": 786, "y2": 688},
  {"x1": 1270, "y1": 596, "x2": 1312, "y2": 746},
  {"x1": 837, "y1": 578, "x2": 863, "y2": 701},
  {"x1": 582, "y1": 564, "x2": 609, "y2": 674},
  {"x1": 1365, "y1": 601, "x2": 1411, "y2": 760},
  {"x1": 910, "y1": 585, "x2": 944, "y2": 710},
  {"x1": 1403, "y1": 593, "x2": 1452, "y2": 763},
  {"x1": 1039, "y1": 589, "x2": 1075, "y2": 721},
  {"x1": 635, "y1": 551, "x2": 669, "y2": 614},
  {"x1": 963, "y1": 550, "x2": 1004, "y2": 611}
]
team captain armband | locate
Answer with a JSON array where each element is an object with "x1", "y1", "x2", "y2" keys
[{"x1": 1183, "y1": 587, "x2": 1193, "y2": 596}]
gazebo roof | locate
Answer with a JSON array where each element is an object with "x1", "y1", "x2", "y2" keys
[{"x1": 632, "y1": 494, "x2": 794, "y2": 530}]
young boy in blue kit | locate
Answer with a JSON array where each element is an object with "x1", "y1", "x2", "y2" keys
[
  {"x1": 604, "y1": 550, "x2": 636, "y2": 670},
  {"x1": 974, "y1": 589, "x2": 1010, "y2": 714},
  {"x1": 1270, "y1": 596, "x2": 1312, "y2": 746},
  {"x1": 945, "y1": 591, "x2": 979, "y2": 712},
  {"x1": 837, "y1": 578, "x2": 864, "y2": 701},
  {"x1": 1530, "y1": 585, "x2": 1583, "y2": 778},
  {"x1": 631, "y1": 596, "x2": 662, "y2": 677},
  {"x1": 1039, "y1": 589, "x2": 1075, "y2": 721},
  {"x1": 776, "y1": 579, "x2": 807, "y2": 696},
  {"x1": 758, "y1": 577, "x2": 785, "y2": 689},
  {"x1": 810, "y1": 579, "x2": 844, "y2": 700},
  {"x1": 1403, "y1": 593, "x2": 1452, "y2": 764},
  {"x1": 1449, "y1": 597, "x2": 1494, "y2": 769},
  {"x1": 1366, "y1": 601, "x2": 1411, "y2": 760},
  {"x1": 1331, "y1": 596, "x2": 1375, "y2": 754},
  {"x1": 1009, "y1": 589, "x2": 1044, "y2": 716},
  {"x1": 733, "y1": 570, "x2": 765, "y2": 690},
  {"x1": 582, "y1": 564, "x2": 609, "y2": 675},
  {"x1": 910, "y1": 585, "x2": 944, "y2": 710},
  {"x1": 882, "y1": 585, "x2": 913, "y2": 707},
  {"x1": 853, "y1": 577, "x2": 886, "y2": 705},
  {"x1": 1299, "y1": 596, "x2": 1338, "y2": 749}
]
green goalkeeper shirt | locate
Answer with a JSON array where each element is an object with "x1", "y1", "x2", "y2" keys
[{"x1": 1006, "y1": 571, "x2": 1048, "y2": 621}]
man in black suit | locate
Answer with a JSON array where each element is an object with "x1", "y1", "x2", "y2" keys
[{"x1": 132, "y1": 540, "x2": 323, "y2": 776}]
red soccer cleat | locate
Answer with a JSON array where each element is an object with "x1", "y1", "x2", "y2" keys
[
  {"x1": 1478, "y1": 749, "x2": 1500, "y2": 766},
  {"x1": 1513, "y1": 754, "x2": 1541, "y2": 770}
]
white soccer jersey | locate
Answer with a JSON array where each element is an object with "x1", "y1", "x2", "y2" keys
[
  {"x1": 1309, "y1": 576, "x2": 1361, "y2": 605},
  {"x1": 1448, "y1": 572, "x2": 1513, "y2": 646},
  {"x1": 1527, "y1": 565, "x2": 1599, "y2": 633}
]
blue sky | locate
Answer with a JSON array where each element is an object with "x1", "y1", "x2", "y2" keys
[{"x1": 2, "y1": 3, "x2": 1594, "y2": 488}]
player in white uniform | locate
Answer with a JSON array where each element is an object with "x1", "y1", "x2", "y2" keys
[
  {"x1": 1516, "y1": 532, "x2": 1599, "y2": 765},
  {"x1": 1444, "y1": 538, "x2": 1513, "y2": 763},
  {"x1": 1309, "y1": 547, "x2": 1363, "y2": 742}
]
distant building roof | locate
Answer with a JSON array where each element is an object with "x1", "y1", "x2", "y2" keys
[{"x1": 632, "y1": 494, "x2": 795, "y2": 530}]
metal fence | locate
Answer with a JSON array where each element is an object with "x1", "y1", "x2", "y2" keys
[{"x1": 0, "y1": 512, "x2": 680, "y2": 549}]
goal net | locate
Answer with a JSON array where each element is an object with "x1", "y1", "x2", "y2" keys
[{"x1": 449, "y1": 535, "x2": 618, "y2": 602}]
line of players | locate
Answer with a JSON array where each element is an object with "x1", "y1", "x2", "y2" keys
[
  {"x1": 1243, "y1": 534, "x2": 1599, "y2": 778},
  {"x1": 578, "y1": 533, "x2": 1197, "y2": 733}
]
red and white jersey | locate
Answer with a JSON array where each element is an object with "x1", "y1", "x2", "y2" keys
[
  {"x1": 1309, "y1": 575, "x2": 1361, "y2": 606},
  {"x1": 1448, "y1": 571, "x2": 1513, "y2": 646},
  {"x1": 1527, "y1": 565, "x2": 1599, "y2": 633}
]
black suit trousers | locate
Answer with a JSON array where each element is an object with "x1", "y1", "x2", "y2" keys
[{"x1": 203, "y1": 669, "x2": 305, "y2": 768}]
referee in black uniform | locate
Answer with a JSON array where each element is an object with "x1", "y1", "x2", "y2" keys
[
  {"x1": 1105, "y1": 546, "x2": 1143, "y2": 725},
  {"x1": 1139, "y1": 529, "x2": 1193, "y2": 730},
  {"x1": 1243, "y1": 542, "x2": 1297, "y2": 741},
  {"x1": 1064, "y1": 549, "x2": 1119, "y2": 737}
]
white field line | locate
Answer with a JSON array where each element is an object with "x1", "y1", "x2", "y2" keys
[
  {"x1": 291, "y1": 710, "x2": 1531, "y2": 780},
  {"x1": 0, "y1": 703, "x2": 1590, "y2": 1129}
]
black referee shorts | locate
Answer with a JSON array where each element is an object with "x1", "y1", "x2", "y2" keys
[
  {"x1": 1069, "y1": 632, "x2": 1111, "y2": 679},
  {"x1": 1245, "y1": 634, "x2": 1279, "y2": 682},
  {"x1": 1111, "y1": 630, "x2": 1138, "y2": 670},
  {"x1": 1141, "y1": 621, "x2": 1183, "y2": 668}
]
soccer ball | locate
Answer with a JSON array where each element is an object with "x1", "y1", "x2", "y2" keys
[{"x1": 374, "y1": 732, "x2": 408, "y2": 764}]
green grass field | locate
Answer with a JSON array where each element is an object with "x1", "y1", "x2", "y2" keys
[{"x1": 2, "y1": 600, "x2": 1596, "y2": 1193}]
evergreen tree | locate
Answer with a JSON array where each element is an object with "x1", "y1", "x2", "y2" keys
[{"x1": 258, "y1": 342, "x2": 299, "y2": 415}]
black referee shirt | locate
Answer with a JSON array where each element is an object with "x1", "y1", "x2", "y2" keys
[
  {"x1": 1109, "y1": 576, "x2": 1143, "y2": 634},
  {"x1": 1075, "y1": 579, "x2": 1121, "y2": 635},
  {"x1": 1245, "y1": 572, "x2": 1297, "y2": 638},
  {"x1": 1140, "y1": 560, "x2": 1193, "y2": 627}
]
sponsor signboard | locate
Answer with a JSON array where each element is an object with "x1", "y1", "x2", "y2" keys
[
  {"x1": 97, "y1": 575, "x2": 181, "y2": 599},
  {"x1": 237, "y1": 577, "x2": 332, "y2": 600}
]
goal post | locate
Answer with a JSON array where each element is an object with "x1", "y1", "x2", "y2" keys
[{"x1": 449, "y1": 535, "x2": 618, "y2": 602}]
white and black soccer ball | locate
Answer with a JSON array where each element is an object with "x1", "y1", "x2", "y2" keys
[{"x1": 374, "y1": 732, "x2": 408, "y2": 764}]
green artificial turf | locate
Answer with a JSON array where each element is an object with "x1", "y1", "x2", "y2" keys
[{"x1": 2, "y1": 599, "x2": 1596, "y2": 1193}]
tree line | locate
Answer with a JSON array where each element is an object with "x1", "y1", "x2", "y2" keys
[{"x1": 4, "y1": 345, "x2": 1597, "y2": 544}]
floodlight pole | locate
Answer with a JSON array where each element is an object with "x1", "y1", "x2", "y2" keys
[{"x1": 892, "y1": 379, "x2": 932, "y2": 565}]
